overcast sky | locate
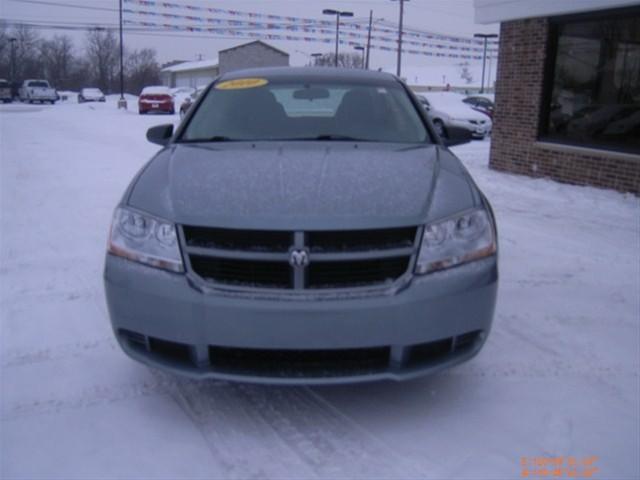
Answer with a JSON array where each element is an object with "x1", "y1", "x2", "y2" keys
[{"x1": 2, "y1": 0, "x2": 499, "y2": 70}]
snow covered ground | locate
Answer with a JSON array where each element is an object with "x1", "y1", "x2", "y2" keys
[{"x1": 1, "y1": 99, "x2": 638, "y2": 480}]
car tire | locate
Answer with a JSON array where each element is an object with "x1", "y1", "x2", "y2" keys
[
  {"x1": 169, "y1": 108, "x2": 175, "y2": 115},
  {"x1": 433, "y1": 119, "x2": 447, "y2": 139},
  {"x1": 139, "y1": 110, "x2": 146, "y2": 115}
]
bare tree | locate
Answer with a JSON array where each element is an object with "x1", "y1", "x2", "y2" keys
[
  {"x1": 458, "y1": 61, "x2": 473, "y2": 85},
  {"x1": 0, "y1": 26, "x2": 9, "y2": 79},
  {"x1": 85, "y1": 28, "x2": 118, "y2": 93},
  {"x1": 10, "y1": 25, "x2": 41, "y2": 80},
  {"x1": 39, "y1": 35, "x2": 74, "y2": 88},
  {"x1": 125, "y1": 48, "x2": 161, "y2": 94}
]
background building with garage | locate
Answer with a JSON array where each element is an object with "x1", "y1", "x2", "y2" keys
[
  {"x1": 160, "y1": 59, "x2": 219, "y2": 89},
  {"x1": 474, "y1": 0, "x2": 640, "y2": 194},
  {"x1": 161, "y1": 40, "x2": 290, "y2": 88},
  {"x1": 218, "y1": 40, "x2": 290, "y2": 75}
]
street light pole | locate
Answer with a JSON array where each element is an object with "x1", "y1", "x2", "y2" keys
[
  {"x1": 473, "y1": 33, "x2": 498, "y2": 94},
  {"x1": 118, "y1": 0, "x2": 127, "y2": 109},
  {"x1": 323, "y1": 9, "x2": 354, "y2": 68},
  {"x1": 391, "y1": 0, "x2": 409, "y2": 78}
]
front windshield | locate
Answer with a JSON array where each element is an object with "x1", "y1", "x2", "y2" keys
[{"x1": 180, "y1": 80, "x2": 430, "y2": 143}]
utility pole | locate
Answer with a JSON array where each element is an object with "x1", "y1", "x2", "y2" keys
[
  {"x1": 391, "y1": 0, "x2": 409, "y2": 78},
  {"x1": 118, "y1": 0, "x2": 127, "y2": 109},
  {"x1": 365, "y1": 10, "x2": 373, "y2": 70},
  {"x1": 473, "y1": 33, "x2": 498, "y2": 93},
  {"x1": 323, "y1": 9, "x2": 354, "y2": 67}
]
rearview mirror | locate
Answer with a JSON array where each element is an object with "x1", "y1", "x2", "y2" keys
[
  {"x1": 146, "y1": 124, "x2": 174, "y2": 146},
  {"x1": 293, "y1": 87, "x2": 330, "y2": 100},
  {"x1": 443, "y1": 126, "x2": 473, "y2": 147}
]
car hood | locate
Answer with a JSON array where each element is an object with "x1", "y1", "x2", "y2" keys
[{"x1": 127, "y1": 142, "x2": 477, "y2": 230}]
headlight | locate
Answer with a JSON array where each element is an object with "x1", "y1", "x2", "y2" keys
[
  {"x1": 107, "y1": 207, "x2": 184, "y2": 272},
  {"x1": 415, "y1": 209, "x2": 496, "y2": 274}
]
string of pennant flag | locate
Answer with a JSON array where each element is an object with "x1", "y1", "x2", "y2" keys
[
  {"x1": 123, "y1": 7, "x2": 497, "y2": 56},
  {"x1": 123, "y1": 19, "x2": 493, "y2": 60},
  {"x1": 122, "y1": 0, "x2": 499, "y2": 51}
]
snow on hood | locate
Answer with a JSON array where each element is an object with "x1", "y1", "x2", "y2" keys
[{"x1": 126, "y1": 142, "x2": 477, "y2": 230}]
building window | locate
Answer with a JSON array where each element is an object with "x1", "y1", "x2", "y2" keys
[{"x1": 541, "y1": 8, "x2": 640, "y2": 154}]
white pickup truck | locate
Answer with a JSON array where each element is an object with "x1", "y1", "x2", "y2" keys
[{"x1": 19, "y1": 79, "x2": 57, "y2": 104}]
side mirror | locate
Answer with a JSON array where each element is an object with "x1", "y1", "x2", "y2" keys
[
  {"x1": 146, "y1": 124, "x2": 174, "y2": 146},
  {"x1": 443, "y1": 126, "x2": 473, "y2": 147}
]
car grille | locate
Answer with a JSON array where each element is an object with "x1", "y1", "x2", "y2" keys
[{"x1": 180, "y1": 226, "x2": 419, "y2": 291}]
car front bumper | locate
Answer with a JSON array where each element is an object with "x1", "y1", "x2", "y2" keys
[
  {"x1": 139, "y1": 101, "x2": 173, "y2": 113},
  {"x1": 449, "y1": 119, "x2": 488, "y2": 138},
  {"x1": 104, "y1": 254, "x2": 498, "y2": 384}
]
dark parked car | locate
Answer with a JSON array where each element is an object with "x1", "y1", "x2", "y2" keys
[
  {"x1": 105, "y1": 68, "x2": 498, "y2": 384},
  {"x1": 463, "y1": 95, "x2": 494, "y2": 119},
  {"x1": 0, "y1": 79, "x2": 11, "y2": 103},
  {"x1": 138, "y1": 86, "x2": 174, "y2": 114}
]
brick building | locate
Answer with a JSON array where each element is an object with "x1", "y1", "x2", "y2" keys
[{"x1": 475, "y1": 0, "x2": 640, "y2": 194}]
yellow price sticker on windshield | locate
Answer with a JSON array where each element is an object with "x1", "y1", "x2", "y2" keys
[{"x1": 215, "y1": 78, "x2": 268, "y2": 90}]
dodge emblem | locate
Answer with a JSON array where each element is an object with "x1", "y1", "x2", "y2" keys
[{"x1": 289, "y1": 249, "x2": 310, "y2": 268}]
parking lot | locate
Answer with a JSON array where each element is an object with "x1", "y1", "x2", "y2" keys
[{"x1": 1, "y1": 99, "x2": 638, "y2": 479}]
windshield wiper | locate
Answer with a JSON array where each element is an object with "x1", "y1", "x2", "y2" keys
[
  {"x1": 206, "y1": 135, "x2": 237, "y2": 142},
  {"x1": 177, "y1": 135, "x2": 239, "y2": 143},
  {"x1": 312, "y1": 134, "x2": 371, "y2": 142}
]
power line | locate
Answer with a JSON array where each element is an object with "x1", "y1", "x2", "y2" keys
[{"x1": 8, "y1": 0, "x2": 117, "y2": 12}]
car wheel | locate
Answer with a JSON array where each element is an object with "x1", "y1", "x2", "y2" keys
[
  {"x1": 139, "y1": 110, "x2": 146, "y2": 115},
  {"x1": 169, "y1": 108, "x2": 175, "y2": 115},
  {"x1": 433, "y1": 119, "x2": 447, "y2": 138}
]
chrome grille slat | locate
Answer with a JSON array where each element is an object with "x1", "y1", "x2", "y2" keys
[{"x1": 181, "y1": 226, "x2": 419, "y2": 291}]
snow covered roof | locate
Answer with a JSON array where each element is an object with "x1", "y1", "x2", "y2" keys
[
  {"x1": 161, "y1": 59, "x2": 219, "y2": 73},
  {"x1": 219, "y1": 40, "x2": 289, "y2": 57},
  {"x1": 474, "y1": 0, "x2": 639, "y2": 24}
]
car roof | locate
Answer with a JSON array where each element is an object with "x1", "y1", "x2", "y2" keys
[{"x1": 219, "y1": 67, "x2": 400, "y2": 86}]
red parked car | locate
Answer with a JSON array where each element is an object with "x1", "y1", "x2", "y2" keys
[{"x1": 138, "y1": 86, "x2": 175, "y2": 115}]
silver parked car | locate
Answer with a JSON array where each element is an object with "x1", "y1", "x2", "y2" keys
[
  {"x1": 78, "y1": 88, "x2": 106, "y2": 103},
  {"x1": 104, "y1": 68, "x2": 498, "y2": 384},
  {"x1": 417, "y1": 92, "x2": 492, "y2": 139}
]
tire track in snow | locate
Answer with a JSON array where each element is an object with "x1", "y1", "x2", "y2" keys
[
  {"x1": 1, "y1": 337, "x2": 117, "y2": 368},
  {"x1": 161, "y1": 375, "x2": 428, "y2": 479}
]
